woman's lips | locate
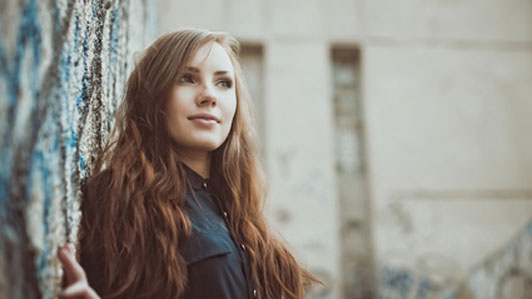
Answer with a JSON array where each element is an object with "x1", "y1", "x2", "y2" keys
[
  {"x1": 190, "y1": 118, "x2": 218, "y2": 127},
  {"x1": 188, "y1": 113, "x2": 220, "y2": 127}
]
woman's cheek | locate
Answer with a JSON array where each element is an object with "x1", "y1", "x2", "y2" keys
[{"x1": 173, "y1": 86, "x2": 197, "y2": 104}]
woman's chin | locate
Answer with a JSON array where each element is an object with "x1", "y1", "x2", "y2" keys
[
  {"x1": 170, "y1": 136, "x2": 226, "y2": 153},
  {"x1": 191, "y1": 141, "x2": 223, "y2": 152}
]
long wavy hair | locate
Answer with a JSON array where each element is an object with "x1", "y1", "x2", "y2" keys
[{"x1": 79, "y1": 28, "x2": 322, "y2": 298}]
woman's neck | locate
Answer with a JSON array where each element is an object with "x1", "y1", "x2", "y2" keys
[{"x1": 179, "y1": 150, "x2": 212, "y2": 179}]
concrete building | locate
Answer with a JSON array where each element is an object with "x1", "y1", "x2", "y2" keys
[{"x1": 159, "y1": 1, "x2": 532, "y2": 298}]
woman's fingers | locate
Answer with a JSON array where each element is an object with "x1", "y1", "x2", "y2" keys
[
  {"x1": 57, "y1": 244, "x2": 86, "y2": 283},
  {"x1": 57, "y1": 243, "x2": 101, "y2": 299},
  {"x1": 60, "y1": 281, "x2": 100, "y2": 298}
]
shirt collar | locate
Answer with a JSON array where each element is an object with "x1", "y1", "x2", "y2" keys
[{"x1": 182, "y1": 163, "x2": 210, "y2": 191}]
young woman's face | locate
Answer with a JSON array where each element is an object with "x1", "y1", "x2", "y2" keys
[{"x1": 166, "y1": 41, "x2": 237, "y2": 153}]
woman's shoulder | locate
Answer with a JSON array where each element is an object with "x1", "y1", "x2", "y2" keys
[
  {"x1": 78, "y1": 171, "x2": 112, "y2": 294},
  {"x1": 81, "y1": 168, "x2": 113, "y2": 198},
  {"x1": 80, "y1": 168, "x2": 115, "y2": 214},
  {"x1": 79, "y1": 169, "x2": 113, "y2": 244}
]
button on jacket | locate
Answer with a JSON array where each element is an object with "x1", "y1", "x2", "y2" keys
[{"x1": 181, "y1": 164, "x2": 257, "y2": 299}]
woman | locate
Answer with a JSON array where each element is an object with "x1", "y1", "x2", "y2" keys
[{"x1": 57, "y1": 28, "x2": 322, "y2": 299}]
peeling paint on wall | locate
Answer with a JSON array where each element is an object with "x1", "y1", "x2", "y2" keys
[
  {"x1": 378, "y1": 265, "x2": 441, "y2": 299},
  {"x1": 0, "y1": 0, "x2": 156, "y2": 298},
  {"x1": 460, "y1": 219, "x2": 532, "y2": 299},
  {"x1": 378, "y1": 219, "x2": 532, "y2": 299}
]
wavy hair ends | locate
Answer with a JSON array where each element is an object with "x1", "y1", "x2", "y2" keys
[{"x1": 80, "y1": 28, "x2": 323, "y2": 299}]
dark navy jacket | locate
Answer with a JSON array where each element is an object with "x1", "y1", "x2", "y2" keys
[
  {"x1": 80, "y1": 166, "x2": 258, "y2": 298},
  {"x1": 181, "y1": 164, "x2": 257, "y2": 298}
]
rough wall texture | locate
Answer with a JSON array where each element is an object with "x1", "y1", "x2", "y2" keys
[
  {"x1": 460, "y1": 219, "x2": 532, "y2": 299},
  {"x1": 0, "y1": 0, "x2": 156, "y2": 298},
  {"x1": 379, "y1": 218, "x2": 532, "y2": 299}
]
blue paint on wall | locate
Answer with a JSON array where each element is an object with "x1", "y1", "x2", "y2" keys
[{"x1": 0, "y1": 1, "x2": 157, "y2": 298}]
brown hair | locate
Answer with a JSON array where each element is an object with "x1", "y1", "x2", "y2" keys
[{"x1": 79, "y1": 28, "x2": 322, "y2": 298}]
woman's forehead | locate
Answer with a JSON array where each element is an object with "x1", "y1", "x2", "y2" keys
[{"x1": 186, "y1": 41, "x2": 234, "y2": 75}]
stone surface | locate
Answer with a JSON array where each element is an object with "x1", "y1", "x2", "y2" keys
[
  {"x1": 264, "y1": 40, "x2": 340, "y2": 299},
  {"x1": 0, "y1": 1, "x2": 156, "y2": 298},
  {"x1": 364, "y1": 0, "x2": 532, "y2": 43}
]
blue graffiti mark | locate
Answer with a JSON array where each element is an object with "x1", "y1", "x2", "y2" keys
[
  {"x1": 0, "y1": 36, "x2": 7, "y2": 80},
  {"x1": 12, "y1": 0, "x2": 41, "y2": 103},
  {"x1": 58, "y1": 31, "x2": 72, "y2": 87},
  {"x1": 91, "y1": 1, "x2": 98, "y2": 20},
  {"x1": 0, "y1": 41, "x2": 8, "y2": 210},
  {"x1": 58, "y1": 13, "x2": 80, "y2": 155},
  {"x1": 27, "y1": 151, "x2": 53, "y2": 231},
  {"x1": 381, "y1": 266, "x2": 414, "y2": 298},
  {"x1": 415, "y1": 279, "x2": 434, "y2": 299},
  {"x1": 110, "y1": 3, "x2": 120, "y2": 67},
  {"x1": 26, "y1": 142, "x2": 54, "y2": 283},
  {"x1": 69, "y1": 127, "x2": 77, "y2": 147},
  {"x1": 79, "y1": 156, "x2": 87, "y2": 172},
  {"x1": 76, "y1": 25, "x2": 89, "y2": 113},
  {"x1": 53, "y1": 0, "x2": 60, "y2": 34},
  {"x1": 58, "y1": 11, "x2": 79, "y2": 89},
  {"x1": 0, "y1": 0, "x2": 42, "y2": 201},
  {"x1": 441, "y1": 290, "x2": 456, "y2": 299},
  {"x1": 0, "y1": 150, "x2": 12, "y2": 216}
]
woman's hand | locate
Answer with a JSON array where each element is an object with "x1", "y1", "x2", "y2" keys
[{"x1": 57, "y1": 243, "x2": 101, "y2": 299}]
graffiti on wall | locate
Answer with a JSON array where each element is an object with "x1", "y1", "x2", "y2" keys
[
  {"x1": 0, "y1": 0, "x2": 156, "y2": 298},
  {"x1": 459, "y1": 219, "x2": 532, "y2": 299},
  {"x1": 378, "y1": 219, "x2": 532, "y2": 299}
]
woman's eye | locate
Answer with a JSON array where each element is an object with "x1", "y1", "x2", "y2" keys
[
  {"x1": 217, "y1": 79, "x2": 233, "y2": 89},
  {"x1": 179, "y1": 74, "x2": 194, "y2": 83}
]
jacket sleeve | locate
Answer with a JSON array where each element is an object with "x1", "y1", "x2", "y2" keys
[
  {"x1": 78, "y1": 172, "x2": 109, "y2": 296},
  {"x1": 79, "y1": 246, "x2": 106, "y2": 295}
]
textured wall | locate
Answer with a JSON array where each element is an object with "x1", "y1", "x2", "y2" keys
[
  {"x1": 460, "y1": 219, "x2": 532, "y2": 299},
  {"x1": 0, "y1": 0, "x2": 156, "y2": 298},
  {"x1": 379, "y1": 219, "x2": 532, "y2": 299}
]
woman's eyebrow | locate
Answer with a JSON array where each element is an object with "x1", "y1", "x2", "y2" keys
[{"x1": 185, "y1": 66, "x2": 232, "y2": 75}]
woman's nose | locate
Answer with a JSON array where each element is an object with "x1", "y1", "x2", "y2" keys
[{"x1": 196, "y1": 84, "x2": 217, "y2": 106}]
